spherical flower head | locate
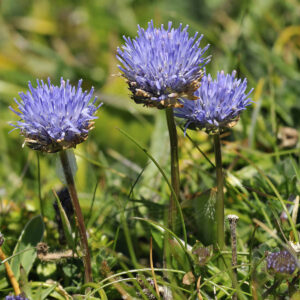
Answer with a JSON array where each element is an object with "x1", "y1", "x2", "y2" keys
[
  {"x1": 175, "y1": 71, "x2": 253, "y2": 134},
  {"x1": 10, "y1": 78, "x2": 102, "y2": 153},
  {"x1": 117, "y1": 20, "x2": 210, "y2": 109},
  {"x1": 266, "y1": 250, "x2": 298, "y2": 276}
]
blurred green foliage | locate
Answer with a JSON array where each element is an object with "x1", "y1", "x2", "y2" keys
[{"x1": 0, "y1": 0, "x2": 300, "y2": 298}]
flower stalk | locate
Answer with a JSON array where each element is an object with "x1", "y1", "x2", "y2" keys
[
  {"x1": 37, "y1": 153, "x2": 44, "y2": 218},
  {"x1": 59, "y1": 150, "x2": 92, "y2": 283},
  {"x1": 165, "y1": 108, "x2": 180, "y2": 231},
  {"x1": 213, "y1": 133, "x2": 224, "y2": 249}
]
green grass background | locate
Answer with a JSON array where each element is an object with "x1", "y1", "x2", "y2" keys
[{"x1": 0, "y1": 0, "x2": 300, "y2": 299}]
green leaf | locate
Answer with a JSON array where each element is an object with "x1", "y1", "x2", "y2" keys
[
  {"x1": 99, "y1": 289, "x2": 108, "y2": 300},
  {"x1": 0, "y1": 275, "x2": 9, "y2": 290},
  {"x1": 11, "y1": 215, "x2": 45, "y2": 279},
  {"x1": 139, "y1": 111, "x2": 168, "y2": 199},
  {"x1": 41, "y1": 282, "x2": 58, "y2": 300},
  {"x1": 151, "y1": 228, "x2": 164, "y2": 251},
  {"x1": 53, "y1": 191, "x2": 75, "y2": 250},
  {"x1": 19, "y1": 266, "x2": 32, "y2": 299},
  {"x1": 0, "y1": 255, "x2": 9, "y2": 289},
  {"x1": 182, "y1": 189, "x2": 216, "y2": 246}
]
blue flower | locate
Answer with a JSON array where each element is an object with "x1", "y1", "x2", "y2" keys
[
  {"x1": 266, "y1": 250, "x2": 298, "y2": 275},
  {"x1": 117, "y1": 20, "x2": 210, "y2": 108},
  {"x1": 10, "y1": 78, "x2": 102, "y2": 153},
  {"x1": 5, "y1": 296, "x2": 28, "y2": 300},
  {"x1": 175, "y1": 71, "x2": 253, "y2": 133}
]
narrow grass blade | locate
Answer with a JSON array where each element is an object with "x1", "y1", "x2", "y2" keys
[
  {"x1": 52, "y1": 190, "x2": 75, "y2": 250},
  {"x1": 133, "y1": 217, "x2": 193, "y2": 270},
  {"x1": 117, "y1": 128, "x2": 187, "y2": 246},
  {"x1": 231, "y1": 150, "x2": 299, "y2": 243}
]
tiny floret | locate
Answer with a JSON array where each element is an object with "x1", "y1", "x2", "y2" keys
[
  {"x1": 117, "y1": 20, "x2": 210, "y2": 108},
  {"x1": 10, "y1": 78, "x2": 102, "y2": 153},
  {"x1": 175, "y1": 71, "x2": 253, "y2": 134},
  {"x1": 266, "y1": 250, "x2": 298, "y2": 275}
]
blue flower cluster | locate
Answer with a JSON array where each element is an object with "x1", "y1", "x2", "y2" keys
[
  {"x1": 175, "y1": 71, "x2": 253, "y2": 133},
  {"x1": 117, "y1": 20, "x2": 252, "y2": 131},
  {"x1": 5, "y1": 296, "x2": 28, "y2": 300},
  {"x1": 266, "y1": 250, "x2": 298, "y2": 275},
  {"x1": 10, "y1": 78, "x2": 101, "y2": 153},
  {"x1": 10, "y1": 20, "x2": 253, "y2": 151},
  {"x1": 117, "y1": 20, "x2": 210, "y2": 108}
]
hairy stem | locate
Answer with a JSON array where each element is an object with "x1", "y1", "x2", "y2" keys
[
  {"x1": 213, "y1": 133, "x2": 225, "y2": 249},
  {"x1": 165, "y1": 108, "x2": 180, "y2": 232},
  {"x1": 37, "y1": 153, "x2": 44, "y2": 218},
  {"x1": 59, "y1": 150, "x2": 92, "y2": 283}
]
